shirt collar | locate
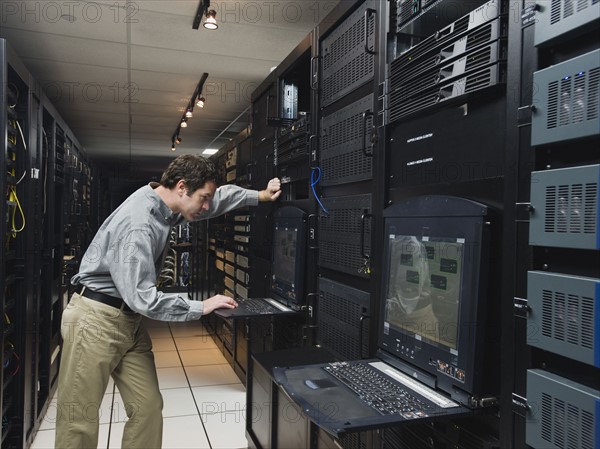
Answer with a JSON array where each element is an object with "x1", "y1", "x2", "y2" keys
[{"x1": 147, "y1": 182, "x2": 181, "y2": 225}]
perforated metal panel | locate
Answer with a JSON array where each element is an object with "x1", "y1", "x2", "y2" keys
[
  {"x1": 534, "y1": 0, "x2": 600, "y2": 46},
  {"x1": 318, "y1": 194, "x2": 372, "y2": 277},
  {"x1": 337, "y1": 432, "x2": 368, "y2": 449},
  {"x1": 529, "y1": 164, "x2": 600, "y2": 249},
  {"x1": 531, "y1": 50, "x2": 600, "y2": 146},
  {"x1": 527, "y1": 271, "x2": 599, "y2": 367},
  {"x1": 390, "y1": 17, "x2": 504, "y2": 96},
  {"x1": 321, "y1": 1, "x2": 376, "y2": 107},
  {"x1": 320, "y1": 94, "x2": 374, "y2": 186},
  {"x1": 317, "y1": 277, "x2": 370, "y2": 360},
  {"x1": 527, "y1": 369, "x2": 600, "y2": 449},
  {"x1": 389, "y1": 63, "x2": 505, "y2": 122}
]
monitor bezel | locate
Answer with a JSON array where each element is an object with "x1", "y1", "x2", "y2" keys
[
  {"x1": 378, "y1": 196, "x2": 489, "y2": 402},
  {"x1": 270, "y1": 206, "x2": 307, "y2": 310}
]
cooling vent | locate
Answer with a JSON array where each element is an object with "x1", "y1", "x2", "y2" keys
[
  {"x1": 318, "y1": 194, "x2": 372, "y2": 277},
  {"x1": 390, "y1": 41, "x2": 504, "y2": 100},
  {"x1": 337, "y1": 432, "x2": 368, "y2": 449},
  {"x1": 543, "y1": 183, "x2": 597, "y2": 235},
  {"x1": 391, "y1": 0, "x2": 501, "y2": 71},
  {"x1": 532, "y1": 49, "x2": 600, "y2": 146},
  {"x1": 528, "y1": 271, "x2": 598, "y2": 367},
  {"x1": 535, "y1": 0, "x2": 600, "y2": 46},
  {"x1": 530, "y1": 164, "x2": 600, "y2": 249},
  {"x1": 540, "y1": 392, "x2": 595, "y2": 449},
  {"x1": 541, "y1": 289, "x2": 595, "y2": 348},
  {"x1": 543, "y1": 66, "x2": 600, "y2": 135},
  {"x1": 321, "y1": 3, "x2": 375, "y2": 107},
  {"x1": 320, "y1": 94, "x2": 374, "y2": 186},
  {"x1": 391, "y1": 19, "x2": 502, "y2": 89},
  {"x1": 397, "y1": 0, "x2": 418, "y2": 28},
  {"x1": 317, "y1": 278, "x2": 370, "y2": 360},
  {"x1": 389, "y1": 64, "x2": 504, "y2": 122},
  {"x1": 527, "y1": 370, "x2": 599, "y2": 449}
]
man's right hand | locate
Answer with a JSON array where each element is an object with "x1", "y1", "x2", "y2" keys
[{"x1": 202, "y1": 294, "x2": 238, "y2": 315}]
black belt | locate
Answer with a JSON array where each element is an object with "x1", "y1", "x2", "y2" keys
[{"x1": 76, "y1": 285, "x2": 133, "y2": 313}]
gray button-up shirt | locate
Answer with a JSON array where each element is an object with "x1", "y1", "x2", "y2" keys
[{"x1": 72, "y1": 182, "x2": 258, "y2": 321}]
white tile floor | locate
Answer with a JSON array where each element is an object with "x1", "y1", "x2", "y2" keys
[{"x1": 30, "y1": 319, "x2": 248, "y2": 449}]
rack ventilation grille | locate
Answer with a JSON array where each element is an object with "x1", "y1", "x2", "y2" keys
[
  {"x1": 541, "y1": 288, "x2": 595, "y2": 349},
  {"x1": 546, "y1": 67, "x2": 600, "y2": 130},
  {"x1": 550, "y1": 0, "x2": 600, "y2": 24},
  {"x1": 541, "y1": 392, "x2": 595, "y2": 449},
  {"x1": 544, "y1": 182, "x2": 598, "y2": 234}
]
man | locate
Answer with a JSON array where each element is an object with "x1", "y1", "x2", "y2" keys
[{"x1": 55, "y1": 154, "x2": 281, "y2": 448}]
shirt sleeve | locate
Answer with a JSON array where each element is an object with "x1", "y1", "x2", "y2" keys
[
  {"x1": 196, "y1": 184, "x2": 259, "y2": 220},
  {"x1": 109, "y1": 228, "x2": 204, "y2": 321}
]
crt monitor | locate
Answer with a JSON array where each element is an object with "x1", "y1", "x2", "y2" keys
[
  {"x1": 270, "y1": 206, "x2": 307, "y2": 310},
  {"x1": 378, "y1": 195, "x2": 491, "y2": 404}
]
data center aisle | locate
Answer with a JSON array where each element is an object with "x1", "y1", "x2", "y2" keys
[{"x1": 30, "y1": 318, "x2": 248, "y2": 449}]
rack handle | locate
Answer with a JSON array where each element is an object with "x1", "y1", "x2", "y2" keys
[
  {"x1": 310, "y1": 56, "x2": 320, "y2": 91},
  {"x1": 362, "y1": 111, "x2": 374, "y2": 157},
  {"x1": 364, "y1": 8, "x2": 376, "y2": 55},
  {"x1": 360, "y1": 211, "x2": 372, "y2": 259}
]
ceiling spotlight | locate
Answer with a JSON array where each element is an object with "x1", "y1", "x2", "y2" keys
[
  {"x1": 170, "y1": 73, "x2": 208, "y2": 149},
  {"x1": 203, "y1": 9, "x2": 218, "y2": 30},
  {"x1": 197, "y1": 97, "x2": 206, "y2": 108}
]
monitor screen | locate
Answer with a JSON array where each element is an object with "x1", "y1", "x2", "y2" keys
[
  {"x1": 272, "y1": 226, "x2": 298, "y2": 288},
  {"x1": 270, "y1": 206, "x2": 307, "y2": 309},
  {"x1": 378, "y1": 196, "x2": 491, "y2": 401},
  {"x1": 385, "y1": 236, "x2": 463, "y2": 352}
]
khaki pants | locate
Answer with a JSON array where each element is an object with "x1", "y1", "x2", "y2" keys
[{"x1": 55, "y1": 292, "x2": 164, "y2": 449}]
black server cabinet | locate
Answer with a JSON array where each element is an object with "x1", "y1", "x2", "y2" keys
[
  {"x1": 314, "y1": 0, "x2": 382, "y2": 361},
  {"x1": 1, "y1": 39, "x2": 96, "y2": 449},
  {"x1": 36, "y1": 101, "x2": 70, "y2": 435},
  {"x1": 1, "y1": 39, "x2": 40, "y2": 448},
  {"x1": 381, "y1": 0, "x2": 512, "y2": 447}
]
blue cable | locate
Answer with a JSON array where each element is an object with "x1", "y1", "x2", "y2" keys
[{"x1": 311, "y1": 167, "x2": 329, "y2": 215}]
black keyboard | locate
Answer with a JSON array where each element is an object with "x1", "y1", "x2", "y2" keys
[
  {"x1": 238, "y1": 298, "x2": 280, "y2": 314},
  {"x1": 323, "y1": 362, "x2": 434, "y2": 419}
]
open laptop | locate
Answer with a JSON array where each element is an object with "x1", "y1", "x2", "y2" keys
[
  {"x1": 214, "y1": 206, "x2": 307, "y2": 319},
  {"x1": 273, "y1": 196, "x2": 499, "y2": 436}
]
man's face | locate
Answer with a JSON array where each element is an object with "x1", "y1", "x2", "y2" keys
[{"x1": 179, "y1": 181, "x2": 217, "y2": 220}]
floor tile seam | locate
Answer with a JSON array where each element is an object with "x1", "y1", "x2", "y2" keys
[{"x1": 169, "y1": 323, "x2": 215, "y2": 449}]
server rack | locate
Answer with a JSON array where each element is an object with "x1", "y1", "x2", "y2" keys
[
  {"x1": 314, "y1": 0, "x2": 381, "y2": 364},
  {"x1": 1, "y1": 39, "x2": 42, "y2": 448},
  {"x1": 501, "y1": 1, "x2": 600, "y2": 448},
  {"x1": 1, "y1": 38, "x2": 98, "y2": 449},
  {"x1": 520, "y1": 4, "x2": 600, "y2": 448},
  {"x1": 382, "y1": 0, "x2": 509, "y2": 447},
  {"x1": 35, "y1": 98, "x2": 70, "y2": 441},
  {"x1": 201, "y1": 1, "x2": 598, "y2": 448}
]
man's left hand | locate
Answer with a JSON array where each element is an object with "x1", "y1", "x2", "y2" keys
[{"x1": 259, "y1": 178, "x2": 282, "y2": 202}]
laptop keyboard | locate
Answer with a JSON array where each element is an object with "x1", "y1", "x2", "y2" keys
[
  {"x1": 238, "y1": 298, "x2": 281, "y2": 314},
  {"x1": 323, "y1": 361, "x2": 434, "y2": 419}
]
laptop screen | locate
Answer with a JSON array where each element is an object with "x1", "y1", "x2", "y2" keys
[{"x1": 270, "y1": 206, "x2": 307, "y2": 310}]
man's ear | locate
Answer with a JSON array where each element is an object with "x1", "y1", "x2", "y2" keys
[{"x1": 176, "y1": 179, "x2": 187, "y2": 196}]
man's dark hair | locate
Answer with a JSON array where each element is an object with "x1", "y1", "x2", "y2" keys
[{"x1": 160, "y1": 154, "x2": 218, "y2": 193}]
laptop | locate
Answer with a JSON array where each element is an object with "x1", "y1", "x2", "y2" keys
[
  {"x1": 214, "y1": 206, "x2": 307, "y2": 319},
  {"x1": 272, "y1": 196, "x2": 498, "y2": 436}
]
